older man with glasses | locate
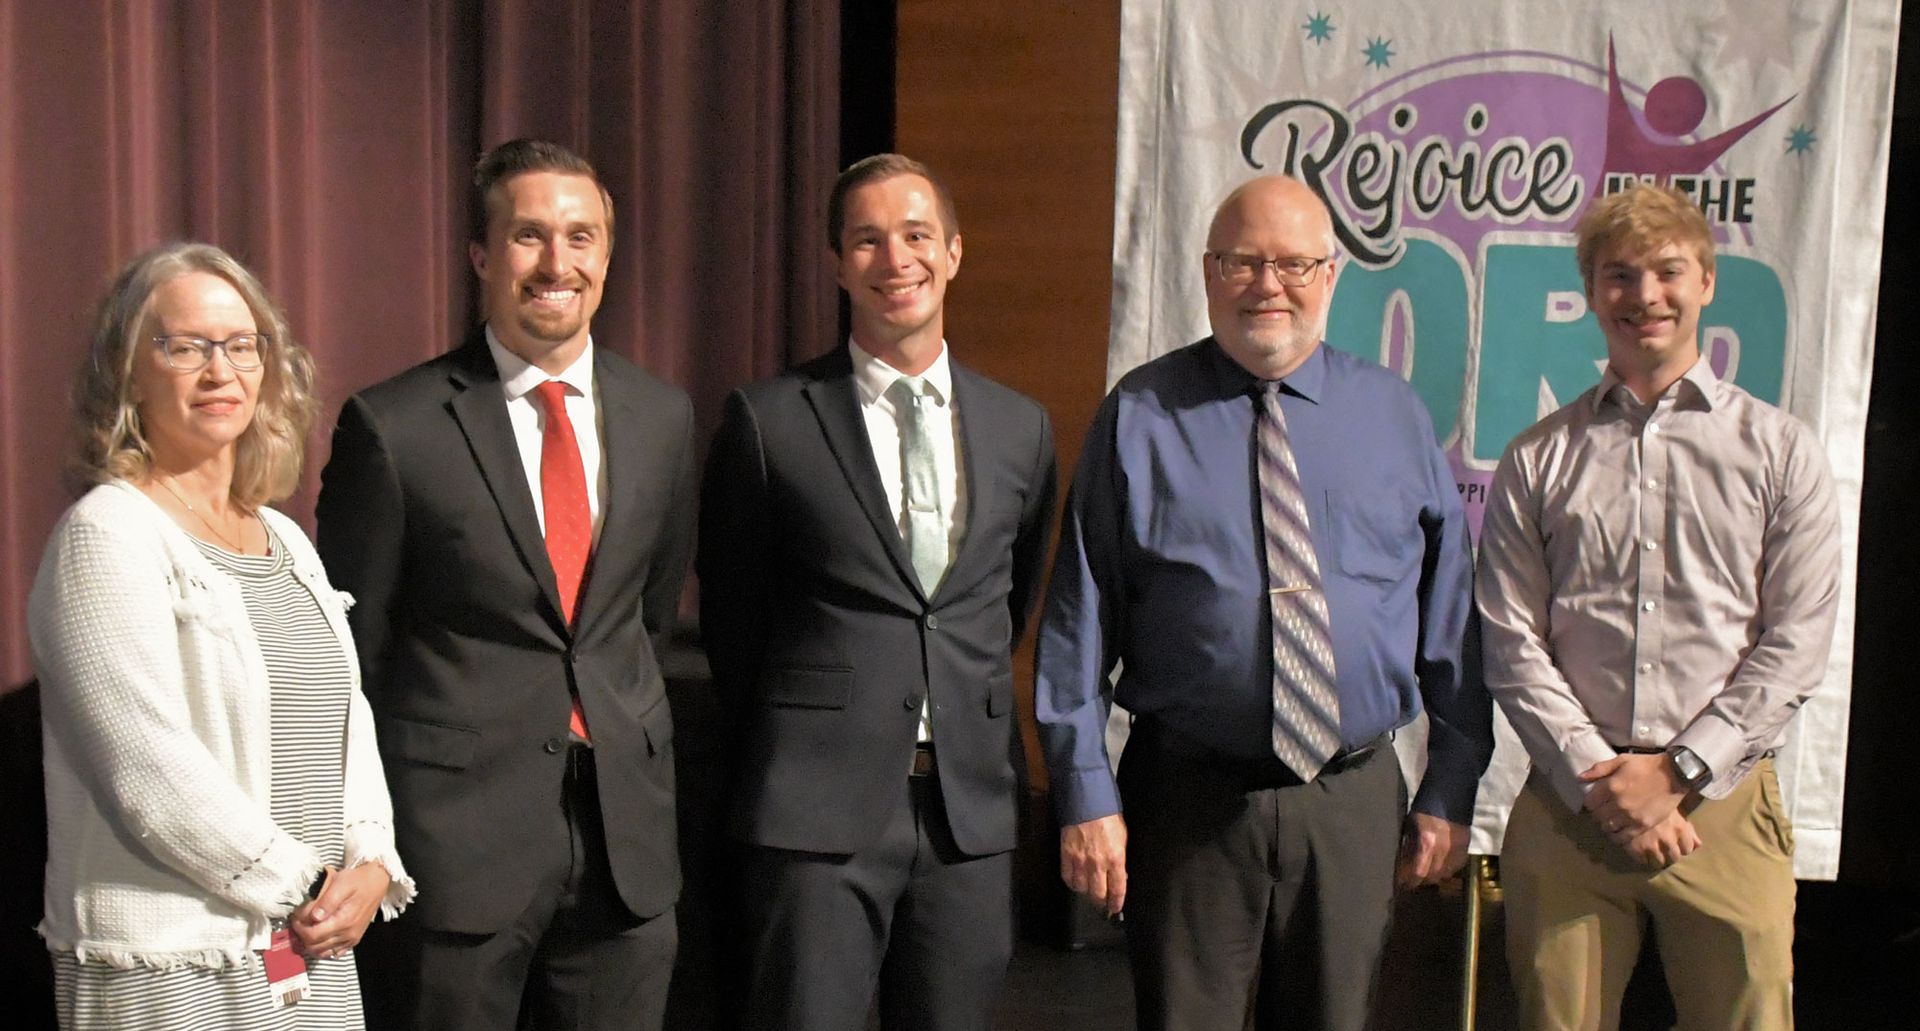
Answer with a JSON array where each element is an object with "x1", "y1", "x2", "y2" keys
[{"x1": 1035, "y1": 175, "x2": 1493, "y2": 1031}]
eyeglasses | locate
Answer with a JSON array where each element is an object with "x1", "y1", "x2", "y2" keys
[
  {"x1": 150, "y1": 333, "x2": 270, "y2": 372},
  {"x1": 1207, "y1": 251, "x2": 1335, "y2": 287}
]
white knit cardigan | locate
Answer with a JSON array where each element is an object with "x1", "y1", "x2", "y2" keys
[{"x1": 29, "y1": 480, "x2": 415, "y2": 970}]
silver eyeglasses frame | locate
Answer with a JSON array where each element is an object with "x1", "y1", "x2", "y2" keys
[
  {"x1": 1206, "y1": 251, "x2": 1335, "y2": 287},
  {"x1": 150, "y1": 333, "x2": 270, "y2": 372}
]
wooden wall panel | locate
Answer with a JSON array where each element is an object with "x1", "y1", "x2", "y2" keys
[{"x1": 894, "y1": 1, "x2": 1123, "y2": 787}]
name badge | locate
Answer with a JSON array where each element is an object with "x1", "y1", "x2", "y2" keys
[{"x1": 263, "y1": 926, "x2": 310, "y2": 1008}]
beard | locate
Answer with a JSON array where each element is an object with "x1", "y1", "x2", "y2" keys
[
  {"x1": 1243, "y1": 304, "x2": 1326, "y2": 360},
  {"x1": 518, "y1": 308, "x2": 584, "y2": 344}
]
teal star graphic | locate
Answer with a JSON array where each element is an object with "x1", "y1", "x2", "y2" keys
[
  {"x1": 1363, "y1": 37, "x2": 1395, "y2": 69},
  {"x1": 1303, "y1": 12, "x2": 1334, "y2": 43},
  {"x1": 1785, "y1": 124, "x2": 1817, "y2": 154}
]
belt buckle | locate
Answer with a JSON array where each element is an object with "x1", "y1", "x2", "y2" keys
[
  {"x1": 1328, "y1": 734, "x2": 1387, "y2": 774},
  {"x1": 1325, "y1": 748, "x2": 1364, "y2": 775},
  {"x1": 910, "y1": 745, "x2": 935, "y2": 777}
]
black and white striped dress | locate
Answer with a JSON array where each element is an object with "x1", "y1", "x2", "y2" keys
[{"x1": 54, "y1": 527, "x2": 366, "y2": 1030}]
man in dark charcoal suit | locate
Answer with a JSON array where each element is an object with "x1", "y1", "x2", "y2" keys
[
  {"x1": 698, "y1": 153, "x2": 1058, "y2": 1031},
  {"x1": 317, "y1": 138, "x2": 695, "y2": 1030}
]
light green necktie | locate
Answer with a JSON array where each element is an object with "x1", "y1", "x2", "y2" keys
[{"x1": 888, "y1": 376, "x2": 949, "y2": 594}]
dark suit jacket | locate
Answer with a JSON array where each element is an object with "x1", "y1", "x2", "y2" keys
[
  {"x1": 316, "y1": 333, "x2": 696, "y2": 935},
  {"x1": 698, "y1": 348, "x2": 1057, "y2": 858}
]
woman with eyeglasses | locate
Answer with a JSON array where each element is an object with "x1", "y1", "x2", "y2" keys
[{"x1": 27, "y1": 242, "x2": 413, "y2": 1029}]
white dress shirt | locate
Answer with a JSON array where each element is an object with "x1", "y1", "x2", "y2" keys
[
  {"x1": 850, "y1": 338, "x2": 968, "y2": 742},
  {"x1": 850, "y1": 338, "x2": 969, "y2": 558},
  {"x1": 487, "y1": 326, "x2": 607, "y2": 545}
]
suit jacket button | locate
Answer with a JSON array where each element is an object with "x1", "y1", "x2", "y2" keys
[
  {"x1": 543, "y1": 737, "x2": 564, "y2": 754},
  {"x1": 904, "y1": 694, "x2": 923, "y2": 710},
  {"x1": 923, "y1": 614, "x2": 940, "y2": 630}
]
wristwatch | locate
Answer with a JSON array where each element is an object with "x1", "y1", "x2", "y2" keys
[{"x1": 1666, "y1": 746, "x2": 1711, "y2": 791}]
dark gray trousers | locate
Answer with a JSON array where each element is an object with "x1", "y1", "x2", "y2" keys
[
  {"x1": 1120, "y1": 721, "x2": 1404, "y2": 1031},
  {"x1": 358, "y1": 746, "x2": 676, "y2": 1031},
  {"x1": 736, "y1": 771, "x2": 1013, "y2": 1031}
]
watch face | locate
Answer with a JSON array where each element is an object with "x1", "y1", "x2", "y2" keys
[{"x1": 1672, "y1": 749, "x2": 1706, "y2": 785}]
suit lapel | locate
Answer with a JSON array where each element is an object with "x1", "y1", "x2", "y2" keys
[
  {"x1": 445, "y1": 338, "x2": 569, "y2": 633},
  {"x1": 941, "y1": 364, "x2": 995, "y2": 596},
  {"x1": 802, "y1": 356, "x2": 925, "y2": 599},
  {"x1": 576, "y1": 350, "x2": 640, "y2": 628}
]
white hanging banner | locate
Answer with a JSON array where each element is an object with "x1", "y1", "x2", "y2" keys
[{"x1": 1110, "y1": 0, "x2": 1900, "y2": 879}]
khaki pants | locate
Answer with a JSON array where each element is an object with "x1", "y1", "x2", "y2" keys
[{"x1": 1502, "y1": 758, "x2": 1796, "y2": 1031}]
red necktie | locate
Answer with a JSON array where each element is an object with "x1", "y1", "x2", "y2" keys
[{"x1": 532, "y1": 380, "x2": 592, "y2": 742}]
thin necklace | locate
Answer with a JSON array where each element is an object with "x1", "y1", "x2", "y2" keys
[{"x1": 156, "y1": 476, "x2": 251, "y2": 554}]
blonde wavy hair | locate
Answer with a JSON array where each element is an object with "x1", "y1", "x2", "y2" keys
[
  {"x1": 1575, "y1": 184, "x2": 1716, "y2": 287},
  {"x1": 72, "y1": 242, "x2": 318, "y2": 508}
]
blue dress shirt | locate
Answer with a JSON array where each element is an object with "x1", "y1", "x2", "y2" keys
[{"x1": 1035, "y1": 339, "x2": 1491, "y2": 827}]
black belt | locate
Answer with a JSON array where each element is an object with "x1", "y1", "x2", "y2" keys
[
  {"x1": 1324, "y1": 735, "x2": 1389, "y2": 774},
  {"x1": 1616, "y1": 744, "x2": 1773, "y2": 759},
  {"x1": 1132, "y1": 718, "x2": 1389, "y2": 789},
  {"x1": 910, "y1": 742, "x2": 936, "y2": 778}
]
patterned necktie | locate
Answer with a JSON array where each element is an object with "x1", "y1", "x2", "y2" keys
[
  {"x1": 1256, "y1": 381, "x2": 1341, "y2": 780},
  {"x1": 887, "y1": 376, "x2": 949, "y2": 595},
  {"x1": 532, "y1": 380, "x2": 592, "y2": 742}
]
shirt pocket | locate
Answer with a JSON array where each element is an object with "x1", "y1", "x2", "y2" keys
[
  {"x1": 1326, "y1": 488, "x2": 1421, "y2": 585},
  {"x1": 1683, "y1": 490, "x2": 1767, "y2": 594}
]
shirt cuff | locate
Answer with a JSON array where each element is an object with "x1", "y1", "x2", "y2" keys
[
  {"x1": 1051, "y1": 767, "x2": 1122, "y2": 827},
  {"x1": 1549, "y1": 731, "x2": 1621, "y2": 813},
  {"x1": 1410, "y1": 747, "x2": 1482, "y2": 825},
  {"x1": 1671, "y1": 713, "x2": 1746, "y2": 800}
]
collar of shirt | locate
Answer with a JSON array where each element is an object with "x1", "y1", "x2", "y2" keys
[
  {"x1": 482, "y1": 324, "x2": 606, "y2": 542},
  {"x1": 485, "y1": 324, "x2": 597, "y2": 401},
  {"x1": 1592, "y1": 354, "x2": 1722, "y2": 414},
  {"x1": 1202, "y1": 335, "x2": 1329, "y2": 404},
  {"x1": 849, "y1": 336, "x2": 954, "y2": 412}
]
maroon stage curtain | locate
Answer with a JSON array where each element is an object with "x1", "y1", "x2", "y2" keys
[{"x1": 0, "y1": 0, "x2": 841, "y2": 689}]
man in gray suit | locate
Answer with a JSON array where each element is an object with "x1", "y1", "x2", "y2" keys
[{"x1": 698, "y1": 153, "x2": 1057, "y2": 1031}]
